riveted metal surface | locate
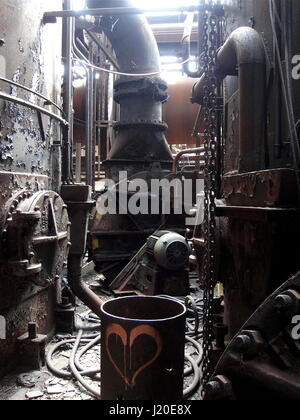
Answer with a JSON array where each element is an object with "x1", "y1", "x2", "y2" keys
[{"x1": 205, "y1": 271, "x2": 300, "y2": 400}]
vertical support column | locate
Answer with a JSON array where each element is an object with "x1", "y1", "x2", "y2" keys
[
  {"x1": 85, "y1": 61, "x2": 94, "y2": 187},
  {"x1": 75, "y1": 142, "x2": 82, "y2": 184},
  {"x1": 62, "y1": 0, "x2": 74, "y2": 183}
]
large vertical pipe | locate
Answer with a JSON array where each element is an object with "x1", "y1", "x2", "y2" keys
[
  {"x1": 85, "y1": 65, "x2": 94, "y2": 186},
  {"x1": 62, "y1": 0, "x2": 74, "y2": 183},
  {"x1": 192, "y1": 27, "x2": 266, "y2": 174},
  {"x1": 88, "y1": 0, "x2": 175, "y2": 276},
  {"x1": 88, "y1": 0, "x2": 173, "y2": 180}
]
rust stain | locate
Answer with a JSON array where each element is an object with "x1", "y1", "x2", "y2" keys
[{"x1": 105, "y1": 323, "x2": 163, "y2": 388}]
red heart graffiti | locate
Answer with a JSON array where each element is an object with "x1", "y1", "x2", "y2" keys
[{"x1": 105, "y1": 323, "x2": 163, "y2": 388}]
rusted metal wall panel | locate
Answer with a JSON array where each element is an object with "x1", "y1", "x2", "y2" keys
[
  {"x1": 0, "y1": 0, "x2": 62, "y2": 182},
  {"x1": 0, "y1": 1, "x2": 66, "y2": 376}
]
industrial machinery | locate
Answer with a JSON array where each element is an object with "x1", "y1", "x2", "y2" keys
[
  {"x1": 189, "y1": 0, "x2": 300, "y2": 398},
  {"x1": 205, "y1": 272, "x2": 300, "y2": 400},
  {"x1": 87, "y1": 0, "x2": 193, "y2": 281},
  {"x1": 1, "y1": 0, "x2": 300, "y2": 402},
  {"x1": 0, "y1": 0, "x2": 70, "y2": 376},
  {"x1": 0, "y1": 0, "x2": 101, "y2": 376},
  {"x1": 108, "y1": 231, "x2": 191, "y2": 296}
]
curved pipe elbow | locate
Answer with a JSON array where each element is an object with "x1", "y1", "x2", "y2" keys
[
  {"x1": 216, "y1": 27, "x2": 266, "y2": 76},
  {"x1": 192, "y1": 27, "x2": 266, "y2": 103},
  {"x1": 191, "y1": 27, "x2": 267, "y2": 173},
  {"x1": 91, "y1": 0, "x2": 161, "y2": 74},
  {"x1": 89, "y1": 0, "x2": 173, "y2": 166}
]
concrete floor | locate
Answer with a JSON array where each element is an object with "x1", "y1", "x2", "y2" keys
[{"x1": 0, "y1": 271, "x2": 202, "y2": 401}]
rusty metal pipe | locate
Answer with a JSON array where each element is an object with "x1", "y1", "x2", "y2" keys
[
  {"x1": 44, "y1": 5, "x2": 200, "y2": 20},
  {"x1": 0, "y1": 91, "x2": 68, "y2": 126},
  {"x1": 67, "y1": 255, "x2": 103, "y2": 318},
  {"x1": 87, "y1": 0, "x2": 173, "y2": 177},
  {"x1": 173, "y1": 147, "x2": 205, "y2": 172},
  {"x1": 61, "y1": 185, "x2": 103, "y2": 317},
  {"x1": 0, "y1": 77, "x2": 64, "y2": 114},
  {"x1": 182, "y1": 12, "x2": 202, "y2": 78},
  {"x1": 192, "y1": 27, "x2": 266, "y2": 173}
]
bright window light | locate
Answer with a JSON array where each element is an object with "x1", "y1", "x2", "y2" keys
[
  {"x1": 72, "y1": 0, "x2": 86, "y2": 10},
  {"x1": 134, "y1": 1, "x2": 200, "y2": 17},
  {"x1": 72, "y1": 0, "x2": 200, "y2": 12},
  {"x1": 161, "y1": 71, "x2": 185, "y2": 84},
  {"x1": 133, "y1": 0, "x2": 199, "y2": 9},
  {"x1": 160, "y1": 55, "x2": 186, "y2": 83},
  {"x1": 161, "y1": 56, "x2": 181, "y2": 64}
]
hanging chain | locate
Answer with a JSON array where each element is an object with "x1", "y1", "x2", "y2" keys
[{"x1": 201, "y1": 0, "x2": 221, "y2": 393}]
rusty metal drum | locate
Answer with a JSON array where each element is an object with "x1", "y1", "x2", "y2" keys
[{"x1": 101, "y1": 296, "x2": 186, "y2": 400}]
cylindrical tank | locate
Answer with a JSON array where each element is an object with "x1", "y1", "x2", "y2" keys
[
  {"x1": 0, "y1": 1, "x2": 69, "y2": 376},
  {"x1": 101, "y1": 296, "x2": 186, "y2": 400},
  {"x1": 0, "y1": 0, "x2": 63, "y2": 184}
]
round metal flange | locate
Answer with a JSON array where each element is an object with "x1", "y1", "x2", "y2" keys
[{"x1": 3, "y1": 190, "x2": 70, "y2": 287}]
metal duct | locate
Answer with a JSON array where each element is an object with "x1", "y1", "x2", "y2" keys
[
  {"x1": 192, "y1": 27, "x2": 266, "y2": 174},
  {"x1": 88, "y1": 0, "x2": 173, "y2": 179}
]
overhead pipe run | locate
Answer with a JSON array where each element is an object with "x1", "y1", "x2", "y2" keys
[
  {"x1": 43, "y1": 5, "x2": 200, "y2": 22},
  {"x1": 192, "y1": 27, "x2": 267, "y2": 174}
]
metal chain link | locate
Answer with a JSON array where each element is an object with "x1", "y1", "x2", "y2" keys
[{"x1": 201, "y1": 0, "x2": 221, "y2": 393}]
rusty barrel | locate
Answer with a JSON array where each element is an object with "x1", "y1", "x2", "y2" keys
[{"x1": 101, "y1": 296, "x2": 186, "y2": 400}]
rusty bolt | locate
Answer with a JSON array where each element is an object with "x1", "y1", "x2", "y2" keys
[
  {"x1": 275, "y1": 295, "x2": 293, "y2": 310},
  {"x1": 28, "y1": 323, "x2": 38, "y2": 340},
  {"x1": 213, "y1": 323, "x2": 228, "y2": 349},
  {"x1": 274, "y1": 290, "x2": 300, "y2": 314},
  {"x1": 205, "y1": 380, "x2": 222, "y2": 397},
  {"x1": 205, "y1": 375, "x2": 233, "y2": 400},
  {"x1": 235, "y1": 334, "x2": 252, "y2": 351},
  {"x1": 234, "y1": 330, "x2": 265, "y2": 357}
]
